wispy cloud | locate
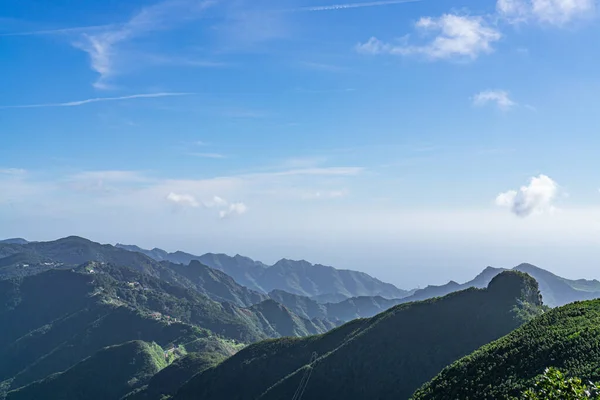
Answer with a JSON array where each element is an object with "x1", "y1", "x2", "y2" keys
[
  {"x1": 472, "y1": 90, "x2": 517, "y2": 111},
  {"x1": 71, "y1": 0, "x2": 215, "y2": 88},
  {"x1": 0, "y1": 92, "x2": 193, "y2": 109},
  {"x1": 497, "y1": 0, "x2": 595, "y2": 25},
  {"x1": 357, "y1": 14, "x2": 501, "y2": 61},
  {"x1": 0, "y1": 24, "x2": 114, "y2": 37},
  {"x1": 190, "y1": 153, "x2": 227, "y2": 159},
  {"x1": 291, "y1": 0, "x2": 420, "y2": 12}
]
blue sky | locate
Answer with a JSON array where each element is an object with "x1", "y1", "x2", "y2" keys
[{"x1": 1, "y1": 0, "x2": 600, "y2": 288}]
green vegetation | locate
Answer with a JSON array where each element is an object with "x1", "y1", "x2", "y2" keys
[
  {"x1": 0, "y1": 263, "x2": 327, "y2": 397},
  {"x1": 518, "y1": 368, "x2": 600, "y2": 400},
  {"x1": 6, "y1": 341, "x2": 167, "y2": 400},
  {"x1": 125, "y1": 351, "x2": 229, "y2": 400},
  {"x1": 174, "y1": 271, "x2": 545, "y2": 400},
  {"x1": 412, "y1": 299, "x2": 600, "y2": 400}
]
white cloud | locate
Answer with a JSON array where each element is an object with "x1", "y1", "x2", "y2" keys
[
  {"x1": 203, "y1": 196, "x2": 229, "y2": 208},
  {"x1": 495, "y1": 175, "x2": 559, "y2": 217},
  {"x1": 72, "y1": 0, "x2": 214, "y2": 88},
  {"x1": 497, "y1": 0, "x2": 595, "y2": 25},
  {"x1": 0, "y1": 93, "x2": 193, "y2": 109},
  {"x1": 202, "y1": 196, "x2": 247, "y2": 218},
  {"x1": 219, "y1": 202, "x2": 248, "y2": 219},
  {"x1": 356, "y1": 14, "x2": 501, "y2": 61},
  {"x1": 166, "y1": 192, "x2": 200, "y2": 208},
  {"x1": 473, "y1": 90, "x2": 517, "y2": 110}
]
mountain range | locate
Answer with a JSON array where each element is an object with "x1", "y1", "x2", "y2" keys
[
  {"x1": 115, "y1": 243, "x2": 409, "y2": 299},
  {"x1": 3, "y1": 236, "x2": 600, "y2": 400},
  {"x1": 173, "y1": 271, "x2": 545, "y2": 400},
  {"x1": 404, "y1": 264, "x2": 600, "y2": 308},
  {"x1": 0, "y1": 262, "x2": 332, "y2": 398}
]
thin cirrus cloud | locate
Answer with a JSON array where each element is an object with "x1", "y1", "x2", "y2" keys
[
  {"x1": 495, "y1": 174, "x2": 559, "y2": 217},
  {"x1": 291, "y1": 0, "x2": 421, "y2": 12},
  {"x1": 0, "y1": 93, "x2": 193, "y2": 109},
  {"x1": 497, "y1": 0, "x2": 595, "y2": 25},
  {"x1": 472, "y1": 90, "x2": 518, "y2": 111},
  {"x1": 71, "y1": 0, "x2": 215, "y2": 89},
  {"x1": 0, "y1": 24, "x2": 115, "y2": 37},
  {"x1": 356, "y1": 14, "x2": 502, "y2": 61}
]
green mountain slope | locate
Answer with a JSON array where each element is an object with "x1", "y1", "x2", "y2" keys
[
  {"x1": 413, "y1": 299, "x2": 600, "y2": 400},
  {"x1": 124, "y1": 339, "x2": 238, "y2": 400},
  {"x1": 0, "y1": 263, "x2": 327, "y2": 397},
  {"x1": 0, "y1": 238, "x2": 267, "y2": 307},
  {"x1": 163, "y1": 260, "x2": 267, "y2": 307},
  {"x1": 174, "y1": 271, "x2": 545, "y2": 400},
  {"x1": 6, "y1": 341, "x2": 166, "y2": 400}
]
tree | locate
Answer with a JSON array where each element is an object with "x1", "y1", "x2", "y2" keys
[{"x1": 519, "y1": 368, "x2": 600, "y2": 400}]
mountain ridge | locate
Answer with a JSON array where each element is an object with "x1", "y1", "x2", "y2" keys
[
  {"x1": 173, "y1": 271, "x2": 546, "y2": 400},
  {"x1": 115, "y1": 242, "x2": 409, "y2": 299}
]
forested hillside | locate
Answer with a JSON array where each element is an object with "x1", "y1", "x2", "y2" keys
[
  {"x1": 174, "y1": 271, "x2": 545, "y2": 400},
  {"x1": 412, "y1": 299, "x2": 600, "y2": 400},
  {"x1": 0, "y1": 263, "x2": 328, "y2": 397},
  {"x1": 6, "y1": 341, "x2": 166, "y2": 400}
]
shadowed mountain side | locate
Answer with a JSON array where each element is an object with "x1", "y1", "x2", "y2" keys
[
  {"x1": 174, "y1": 271, "x2": 545, "y2": 400},
  {"x1": 6, "y1": 341, "x2": 166, "y2": 400},
  {"x1": 0, "y1": 237, "x2": 267, "y2": 307},
  {"x1": 0, "y1": 263, "x2": 329, "y2": 396}
]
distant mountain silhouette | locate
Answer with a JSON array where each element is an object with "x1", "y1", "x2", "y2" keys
[
  {"x1": 401, "y1": 263, "x2": 600, "y2": 308},
  {"x1": 116, "y1": 243, "x2": 409, "y2": 299},
  {"x1": 0, "y1": 238, "x2": 28, "y2": 245}
]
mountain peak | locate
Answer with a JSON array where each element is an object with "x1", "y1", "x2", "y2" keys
[
  {"x1": 487, "y1": 270, "x2": 543, "y2": 308},
  {"x1": 0, "y1": 238, "x2": 29, "y2": 245}
]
